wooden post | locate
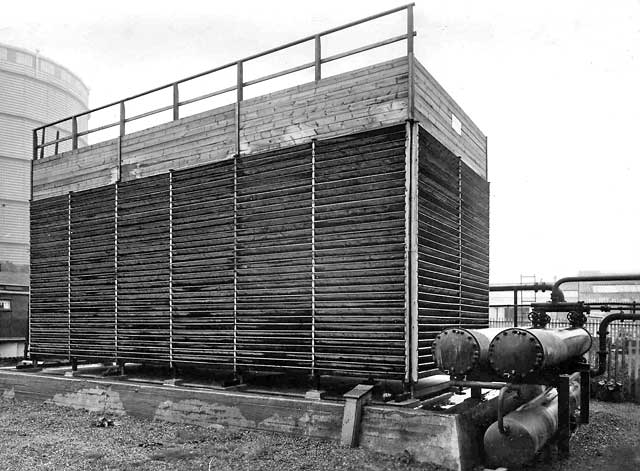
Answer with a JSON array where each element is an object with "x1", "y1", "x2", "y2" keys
[
  {"x1": 71, "y1": 117, "x2": 78, "y2": 150},
  {"x1": 173, "y1": 84, "x2": 180, "y2": 121},
  {"x1": 118, "y1": 101, "x2": 125, "y2": 181},
  {"x1": 314, "y1": 35, "x2": 322, "y2": 81},
  {"x1": 54, "y1": 130, "x2": 60, "y2": 156},
  {"x1": 39, "y1": 128, "x2": 45, "y2": 160},
  {"x1": 341, "y1": 384, "x2": 375, "y2": 447}
]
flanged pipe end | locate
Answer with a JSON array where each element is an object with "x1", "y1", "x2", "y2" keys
[
  {"x1": 433, "y1": 328, "x2": 481, "y2": 375},
  {"x1": 488, "y1": 328, "x2": 544, "y2": 377}
]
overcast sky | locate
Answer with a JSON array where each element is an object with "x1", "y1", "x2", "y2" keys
[{"x1": 2, "y1": 0, "x2": 639, "y2": 284}]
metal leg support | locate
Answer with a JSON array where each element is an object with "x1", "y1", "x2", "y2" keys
[
  {"x1": 557, "y1": 374, "x2": 571, "y2": 457},
  {"x1": 580, "y1": 370, "x2": 590, "y2": 424}
]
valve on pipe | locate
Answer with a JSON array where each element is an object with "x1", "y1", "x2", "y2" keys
[
  {"x1": 433, "y1": 328, "x2": 507, "y2": 376},
  {"x1": 488, "y1": 327, "x2": 592, "y2": 379},
  {"x1": 483, "y1": 374, "x2": 581, "y2": 468}
]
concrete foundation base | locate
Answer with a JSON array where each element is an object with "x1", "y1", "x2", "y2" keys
[
  {"x1": 0, "y1": 368, "x2": 477, "y2": 471},
  {"x1": 0, "y1": 340, "x2": 24, "y2": 359}
]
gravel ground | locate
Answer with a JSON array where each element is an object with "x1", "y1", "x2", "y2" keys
[
  {"x1": 0, "y1": 398, "x2": 444, "y2": 471},
  {"x1": 0, "y1": 397, "x2": 637, "y2": 470}
]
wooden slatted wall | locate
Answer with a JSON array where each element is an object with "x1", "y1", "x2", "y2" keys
[
  {"x1": 30, "y1": 195, "x2": 70, "y2": 358},
  {"x1": 70, "y1": 185, "x2": 116, "y2": 359},
  {"x1": 236, "y1": 145, "x2": 313, "y2": 371},
  {"x1": 460, "y1": 162, "x2": 490, "y2": 328},
  {"x1": 416, "y1": 128, "x2": 489, "y2": 378},
  {"x1": 29, "y1": 124, "x2": 488, "y2": 383},
  {"x1": 116, "y1": 174, "x2": 171, "y2": 362},
  {"x1": 416, "y1": 129, "x2": 462, "y2": 377},
  {"x1": 314, "y1": 126, "x2": 407, "y2": 380},
  {"x1": 172, "y1": 160, "x2": 235, "y2": 366}
]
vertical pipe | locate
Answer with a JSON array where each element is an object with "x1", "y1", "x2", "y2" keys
[
  {"x1": 173, "y1": 84, "x2": 180, "y2": 121},
  {"x1": 557, "y1": 374, "x2": 571, "y2": 457},
  {"x1": 114, "y1": 183, "x2": 119, "y2": 362},
  {"x1": 580, "y1": 370, "x2": 590, "y2": 424},
  {"x1": 406, "y1": 5, "x2": 415, "y2": 121},
  {"x1": 311, "y1": 140, "x2": 316, "y2": 375},
  {"x1": 169, "y1": 171, "x2": 174, "y2": 368},
  {"x1": 71, "y1": 117, "x2": 78, "y2": 150},
  {"x1": 513, "y1": 290, "x2": 518, "y2": 328},
  {"x1": 314, "y1": 35, "x2": 322, "y2": 82}
]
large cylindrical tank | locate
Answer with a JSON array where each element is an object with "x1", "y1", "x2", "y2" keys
[
  {"x1": 433, "y1": 327, "x2": 506, "y2": 375},
  {"x1": 0, "y1": 43, "x2": 88, "y2": 265},
  {"x1": 488, "y1": 327, "x2": 591, "y2": 379},
  {"x1": 484, "y1": 375, "x2": 581, "y2": 467}
]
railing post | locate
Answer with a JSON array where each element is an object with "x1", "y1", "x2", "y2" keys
[
  {"x1": 235, "y1": 61, "x2": 243, "y2": 156},
  {"x1": 39, "y1": 127, "x2": 45, "y2": 160},
  {"x1": 513, "y1": 289, "x2": 518, "y2": 327},
  {"x1": 237, "y1": 61, "x2": 243, "y2": 102},
  {"x1": 54, "y1": 130, "x2": 60, "y2": 156},
  {"x1": 119, "y1": 101, "x2": 126, "y2": 137},
  {"x1": 172, "y1": 84, "x2": 179, "y2": 121},
  {"x1": 314, "y1": 35, "x2": 322, "y2": 81},
  {"x1": 407, "y1": 4, "x2": 414, "y2": 54},
  {"x1": 71, "y1": 117, "x2": 78, "y2": 150},
  {"x1": 32, "y1": 129, "x2": 38, "y2": 161}
]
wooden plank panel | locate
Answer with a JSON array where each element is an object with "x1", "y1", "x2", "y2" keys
[
  {"x1": 30, "y1": 195, "x2": 69, "y2": 358},
  {"x1": 117, "y1": 174, "x2": 170, "y2": 362},
  {"x1": 315, "y1": 125, "x2": 407, "y2": 380},
  {"x1": 236, "y1": 144, "x2": 313, "y2": 371},
  {"x1": 69, "y1": 185, "x2": 116, "y2": 359},
  {"x1": 172, "y1": 159, "x2": 235, "y2": 366}
]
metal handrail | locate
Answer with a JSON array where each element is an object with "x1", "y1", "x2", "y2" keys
[{"x1": 33, "y1": 3, "x2": 416, "y2": 159}]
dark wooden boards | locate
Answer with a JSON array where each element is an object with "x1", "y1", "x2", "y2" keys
[
  {"x1": 70, "y1": 185, "x2": 116, "y2": 359},
  {"x1": 314, "y1": 125, "x2": 407, "y2": 380},
  {"x1": 117, "y1": 174, "x2": 171, "y2": 362},
  {"x1": 416, "y1": 128, "x2": 489, "y2": 378},
  {"x1": 236, "y1": 145, "x2": 312, "y2": 371},
  {"x1": 172, "y1": 160, "x2": 235, "y2": 366},
  {"x1": 29, "y1": 124, "x2": 489, "y2": 385},
  {"x1": 30, "y1": 195, "x2": 70, "y2": 358}
]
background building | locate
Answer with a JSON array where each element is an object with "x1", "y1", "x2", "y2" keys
[{"x1": 0, "y1": 43, "x2": 89, "y2": 267}]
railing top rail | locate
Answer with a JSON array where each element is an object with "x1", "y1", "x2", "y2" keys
[{"x1": 34, "y1": 3, "x2": 414, "y2": 133}]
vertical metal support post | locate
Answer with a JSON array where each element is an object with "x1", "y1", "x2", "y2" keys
[
  {"x1": 580, "y1": 370, "x2": 590, "y2": 424},
  {"x1": 407, "y1": 4, "x2": 414, "y2": 55},
  {"x1": 406, "y1": 4, "x2": 415, "y2": 121},
  {"x1": 114, "y1": 183, "x2": 119, "y2": 362},
  {"x1": 168, "y1": 171, "x2": 174, "y2": 368},
  {"x1": 235, "y1": 61, "x2": 243, "y2": 156},
  {"x1": 405, "y1": 121, "x2": 419, "y2": 387},
  {"x1": 39, "y1": 128, "x2": 45, "y2": 160},
  {"x1": 314, "y1": 35, "x2": 322, "y2": 81},
  {"x1": 513, "y1": 290, "x2": 518, "y2": 327},
  {"x1": 172, "y1": 84, "x2": 180, "y2": 121},
  {"x1": 233, "y1": 156, "x2": 238, "y2": 374},
  {"x1": 54, "y1": 130, "x2": 60, "y2": 156},
  {"x1": 118, "y1": 102, "x2": 125, "y2": 182},
  {"x1": 458, "y1": 157, "x2": 462, "y2": 324},
  {"x1": 311, "y1": 140, "x2": 317, "y2": 375},
  {"x1": 71, "y1": 116, "x2": 78, "y2": 150},
  {"x1": 67, "y1": 192, "x2": 72, "y2": 361},
  {"x1": 557, "y1": 374, "x2": 571, "y2": 457}
]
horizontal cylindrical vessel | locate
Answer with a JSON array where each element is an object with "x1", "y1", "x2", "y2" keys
[
  {"x1": 433, "y1": 328, "x2": 506, "y2": 375},
  {"x1": 488, "y1": 327, "x2": 591, "y2": 378},
  {"x1": 484, "y1": 376, "x2": 580, "y2": 467}
]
